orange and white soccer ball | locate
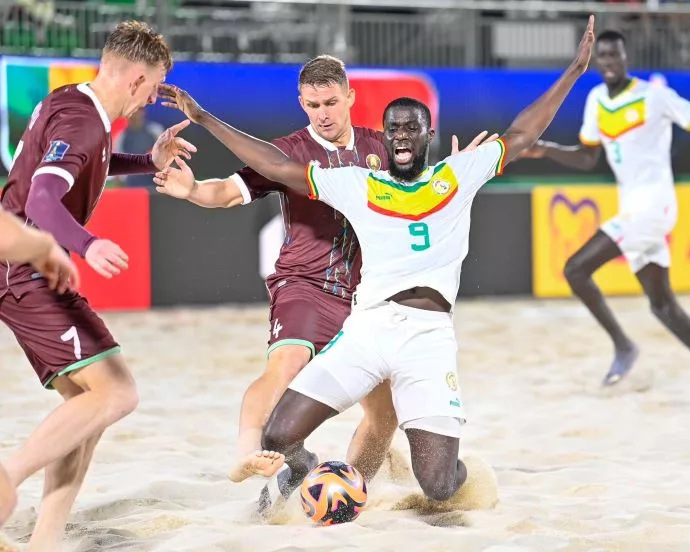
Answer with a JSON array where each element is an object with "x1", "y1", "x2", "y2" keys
[{"x1": 299, "y1": 460, "x2": 367, "y2": 525}]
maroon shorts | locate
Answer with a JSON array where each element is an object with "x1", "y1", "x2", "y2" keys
[
  {"x1": 267, "y1": 280, "x2": 352, "y2": 357},
  {"x1": 0, "y1": 284, "x2": 120, "y2": 389}
]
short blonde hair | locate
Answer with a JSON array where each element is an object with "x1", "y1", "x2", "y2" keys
[
  {"x1": 298, "y1": 55, "x2": 348, "y2": 91},
  {"x1": 104, "y1": 20, "x2": 173, "y2": 72}
]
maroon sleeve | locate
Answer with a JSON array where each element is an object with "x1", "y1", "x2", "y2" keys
[
  {"x1": 32, "y1": 109, "x2": 100, "y2": 186},
  {"x1": 109, "y1": 153, "x2": 157, "y2": 176},
  {"x1": 233, "y1": 136, "x2": 292, "y2": 203},
  {"x1": 25, "y1": 174, "x2": 97, "y2": 257}
]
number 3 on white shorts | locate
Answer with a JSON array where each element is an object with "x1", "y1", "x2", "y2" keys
[{"x1": 61, "y1": 326, "x2": 82, "y2": 360}]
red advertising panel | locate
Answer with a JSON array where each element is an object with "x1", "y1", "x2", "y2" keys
[{"x1": 72, "y1": 188, "x2": 151, "y2": 311}]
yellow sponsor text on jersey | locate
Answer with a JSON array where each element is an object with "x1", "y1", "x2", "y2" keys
[
  {"x1": 597, "y1": 97, "x2": 646, "y2": 140},
  {"x1": 366, "y1": 163, "x2": 458, "y2": 220}
]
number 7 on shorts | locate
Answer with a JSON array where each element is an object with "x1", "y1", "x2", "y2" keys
[{"x1": 61, "y1": 326, "x2": 82, "y2": 360}]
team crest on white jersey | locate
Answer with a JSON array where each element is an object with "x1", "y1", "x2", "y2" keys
[
  {"x1": 625, "y1": 109, "x2": 640, "y2": 124},
  {"x1": 431, "y1": 178, "x2": 450, "y2": 195},
  {"x1": 366, "y1": 154, "x2": 381, "y2": 171},
  {"x1": 445, "y1": 371, "x2": 458, "y2": 390}
]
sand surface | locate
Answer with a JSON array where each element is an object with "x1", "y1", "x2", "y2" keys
[{"x1": 2, "y1": 296, "x2": 690, "y2": 552}]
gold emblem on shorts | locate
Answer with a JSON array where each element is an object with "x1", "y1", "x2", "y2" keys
[
  {"x1": 366, "y1": 154, "x2": 381, "y2": 171},
  {"x1": 446, "y1": 371, "x2": 457, "y2": 391},
  {"x1": 432, "y1": 178, "x2": 450, "y2": 195}
]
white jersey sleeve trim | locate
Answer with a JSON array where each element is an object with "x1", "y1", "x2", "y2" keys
[
  {"x1": 32, "y1": 166, "x2": 75, "y2": 189},
  {"x1": 230, "y1": 173, "x2": 252, "y2": 205}
]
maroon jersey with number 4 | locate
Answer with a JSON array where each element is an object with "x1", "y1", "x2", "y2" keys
[
  {"x1": 233, "y1": 125, "x2": 388, "y2": 301},
  {"x1": 1, "y1": 83, "x2": 112, "y2": 292}
]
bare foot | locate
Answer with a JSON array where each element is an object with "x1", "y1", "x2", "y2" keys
[
  {"x1": 0, "y1": 464, "x2": 17, "y2": 528},
  {"x1": 228, "y1": 450, "x2": 285, "y2": 483},
  {"x1": 602, "y1": 343, "x2": 639, "y2": 386}
]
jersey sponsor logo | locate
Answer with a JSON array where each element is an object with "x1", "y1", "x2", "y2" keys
[
  {"x1": 42, "y1": 140, "x2": 70, "y2": 162},
  {"x1": 366, "y1": 153, "x2": 381, "y2": 171},
  {"x1": 367, "y1": 162, "x2": 458, "y2": 220}
]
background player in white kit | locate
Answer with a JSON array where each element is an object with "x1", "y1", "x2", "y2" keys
[
  {"x1": 523, "y1": 30, "x2": 690, "y2": 386},
  {"x1": 157, "y1": 15, "x2": 595, "y2": 506}
]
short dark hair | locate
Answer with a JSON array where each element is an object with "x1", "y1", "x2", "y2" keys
[
  {"x1": 298, "y1": 55, "x2": 348, "y2": 90},
  {"x1": 383, "y1": 97, "x2": 432, "y2": 128},
  {"x1": 596, "y1": 30, "x2": 626, "y2": 45},
  {"x1": 104, "y1": 20, "x2": 173, "y2": 72}
]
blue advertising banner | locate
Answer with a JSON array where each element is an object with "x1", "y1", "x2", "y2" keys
[{"x1": 2, "y1": 56, "x2": 690, "y2": 180}]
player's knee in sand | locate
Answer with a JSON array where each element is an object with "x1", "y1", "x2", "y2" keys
[{"x1": 394, "y1": 454, "x2": 499, "y2": 512}]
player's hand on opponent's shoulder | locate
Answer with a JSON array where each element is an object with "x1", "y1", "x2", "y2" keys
[
  {"x1": 451, "y1": 131, "x2": 500, "y2": 155},
  {"x1": 84, "y1": 239, "x2": 129, "y2": 279},
  {"x1": 31, "y1": 240, "x2": 80, "y2": 294},
  {"x1": 151, "y1": 119, "x2": 198, "y2": 170},
  {"x1": 153, "y1": 155, "x2": 195, "y2": 200},
  {"x1": 159, "y1": 83, "x2": 205, "y2": 124},
  {"x1": 571, "y1": 15, "x2": 595, "y2": 75}
]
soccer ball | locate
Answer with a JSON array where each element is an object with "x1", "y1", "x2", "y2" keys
[{"x1": 299, "y1": 460, "x2": 367, "y2": 525}]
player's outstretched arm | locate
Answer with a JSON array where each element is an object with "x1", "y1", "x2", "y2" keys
[
  {"x1": 0, "y1": 208, "x2": 79, "y2": 293},
  {"x1": 520, "y1": 139, "x2": 601, "y2": 171},
  {"x1": 154, "y1": 160, "x2": 245, "y2": 208},
  {"x1": 451, "y1": 131, "x2": 499, "y2": 154},
  {"x1": 158, "y1": 84, "x2": 308, "y2": 195},
  {"x1": 499, "y1": 15, "x2": 595, "y2": 166}
]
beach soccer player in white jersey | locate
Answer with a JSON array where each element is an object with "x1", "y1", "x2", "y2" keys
[
  {"x1": 156, "y1": 16, "x2": 595, "y2": 508},
  {"x1": 522, "y1": 29, "x2": 690, "y2": 386}
]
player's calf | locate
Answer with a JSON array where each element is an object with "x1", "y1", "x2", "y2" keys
[
  {"x1": 637, "y1": 263, "x2": 690, "y2": 349},
  {"x1": 347, "y1": 382, "x2": 398, "y2": 481},
  {"x1": 0, "y1": 464, "x2": 17, "y2": 528},
  {"x1": 230, "y1": 346, "x2": 311, "y2": 483}
]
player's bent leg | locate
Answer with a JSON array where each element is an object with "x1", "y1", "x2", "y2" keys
[
  {"x1": 27, "y1": 377, "x2": 103, "y2": 551},
  {"x1": 347, "y1": 381, "x2": 398, "y2": 481},
  {"x1": 404, "y1": 421, "x2": 465, "y2": 502},
  {"x1": 564, "y1": 230, "x2": 638, "y2": 384},
  {"x1": 262, "y1": 388, "x2": 338, "y2": 471},
  {"x1": 230, "y1": 344, "x2": 312, "y2": 482},
  {"x1": 4, "y1": 353, "x2": 137, "y2": 490},
  {"x1": 637, "y1": 263, "x2": 690, "y2": 349},
  {"x1": 0, "y1": 463, "x2": 17, "y2": 528},
  {"x1": 258, "y1": 389, "x2": 338, "y2": 513}
]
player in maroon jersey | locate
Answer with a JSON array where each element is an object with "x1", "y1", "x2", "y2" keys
[
  {"x1": 0, "y1": 21, "x2": 196, "y2": 546},
  {"x1": 155, "y1": 56, "x2": 496, "y2": 485}
]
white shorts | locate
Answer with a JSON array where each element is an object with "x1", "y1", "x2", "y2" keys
[
  {"x1": 288, "y1": 301, "x2": 466, "y2": 438},
  {"x1": 601, "y1": 199, "x2": 677, "y2": 273}
]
